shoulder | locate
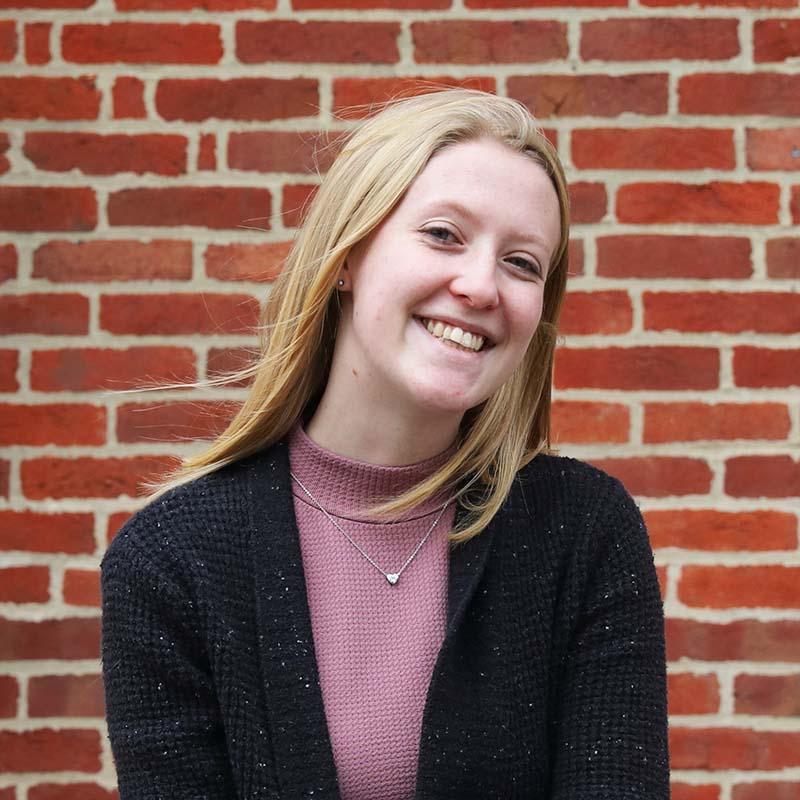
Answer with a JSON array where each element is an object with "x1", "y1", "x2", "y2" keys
[{"x1": 100, "y1": 441, "x2": 285, "y2": 588}]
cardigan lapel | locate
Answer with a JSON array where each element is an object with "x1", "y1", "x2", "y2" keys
[{"x1": 247, "y1": 439, "x2": 498, "y2": 799}]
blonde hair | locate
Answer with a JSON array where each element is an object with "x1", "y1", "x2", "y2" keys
[{"x1": 137, "y1": 88, "x2": 571, "y2": 546}]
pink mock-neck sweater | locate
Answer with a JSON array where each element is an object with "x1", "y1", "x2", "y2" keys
[{"x1": 287, "y1": 423, "x2": 457, "y2": 800}]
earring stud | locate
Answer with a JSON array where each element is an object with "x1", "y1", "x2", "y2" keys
[{"x1": 337, "y1": 279, "x2": 345, "y2": 287}]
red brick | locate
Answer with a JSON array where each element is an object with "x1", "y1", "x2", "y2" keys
[
  {"x1": 569, "y1": 182, "x2": 606, "y2": 223},
  {"x1": 681, "y1": 566, "x2": 800, "y2": 609},
  {"x1": 0, "y1": 187, "x2": 96, "y2": 232},
  {"x1": 34, "y1": 240, "x2": 192, "y2": 282},
  {"x1": 29, "y1": 675, "x2": 105, "y2": 717},
  {"x1": 735, "y1": 674, "x2": 800, "y2": 715},
  {"x1": 680, "y1": 73, "x2": 800, "y2": 116},
  {"x1": 734, "y1": 346, "x2": 800, "y2": 387},
  {"x1": 205, "y1": 242, "x2": 289, "y2": 282},
  {"x1": 119, "y1": 0, "x2": 276, "y2": 5},
  {"x1": 0, "y1": 675, "x2": 18, "y2": 717},
  {"x1": 116, "y1": 399, "x2": 240, "y2": 443},
  {"x1": 0, "y1": 789, "x2": 14, "y2": 800},
  {"x1": 29, "y1": 786, "x2": 117, "y2": 800},
  {"x1": 573, "y1": 128, "x2": 735, "y2": 170},
  {"x1": 618, "y1": 182, "x2": 779, "y2": 225},
  {"x1": 0, "y1": 243, "x2": 17, "y2": 282},
  {"x1": 726, "y1": 455, "x2": 800, "y2": 498},
  {"x1": 100, "y1": 293, "x2": 259, "y2": 335},
  {"x1": 671, "y1": 784, "x2": 721, "y2": 800},
  {"x1": 754, "y1": 18, "x2": 800, "y2": 61},
  {"x1": 21, "y1": 454, "x2": 176, "y2": 500},
  {"x1": 282, "y1": 183, "x2": 318, "y2": 228},
  {"x1": 590, "y1": 456, "x2": 712, "y2": 497},
  {"x1": 332, "y1": 76, "x2": 496, "y2": 115},
  {"x1": 0, "y1": 460, "x2": 8, "y2": 497},
  {"x1": 508, "y1": 73, "x2": 668, "y2": 117},
  {"x1": 412, "y1": 20, "x2": 566, "y2": 63},
  {"x1": 792, "y1": 186, "x2": 800, "y2": 224},
  {"x1": 567, "y1": 239, "x2": 584, "y2": 275},
  {"x1": 0, "y1": 510, "x2": 95, "y2": 553},
  {"x1": 24, "y1": 132, "x2": 187, "y2": 176},
  {"x1": 766, "y1": 238, "x2": 800, "y2": 278},
  {"x1": 597, "y1": 235, "x2": 750, "y2": 279},
  {"x1": 646, "y1": 509, "x2": 797, "y2": 551},
  {"x1": 0, "y1": 20, "x2": 15, "y2": 61},
  {"x1": 582, "y1": 18, "x2": 738, "y2": 60},
  {"x1": 108, "y1": 186, "x2": 270, "y2": 229},
  {"x1": 552, "y1": 400, "x2": 629, "y2": 444},
  {"x1": 555, "y1": 346, "x2": 719, "y2": 390},
  {"x1": 0, "y1": 403, "x2": 105, "y2": 445},
  {"x1": 644, "y1": 401, "x2": 789, "y2": 443},
  {"x1": 62, "y1": 23, "x2": 222, "y2": 64},
  {"x1": 157, "y1": 77, "x2": 318, "y2": 122},
  {"x1": 0, "y1": 294, "x2": 88, "y2": 335},
  {"x1": 0, "y1": 76, "x2": 100, "y2": 120},
  {"x1": 734, "y1": 784, "x2": 800, "y2": 800},
  {"x1": 237, "y1": 20, "x2": 399, "y2": 63},
  {"x1": 668, "y1": 673, "x2": 720, "y2": 714},
  {"x1": 0, "y1": 132, "x2": 9, "y2": 174},
  {"x1": 0, "y1": 729, "x2": 101, "y2": 772},
  {"x1": 228, "y1": 130, "x2": 338, "y2": 173},
  {"x1": 670, "y1": 727, "x2": 800, "y2": 770},
  {"x1": 645, "y1": 291, "x2": 799, "y2": 333},
  {"x1": 559, "y1": 290, "x2": 632, "y2": 335},
  {"x1": 107, "y1": 511, "x2": 133, "y2": 544},
  {"x1": 63, "y1": 568, "x2": 100, "y2": 607},
  {"x1": 0, "y1": 617, "x2": 100, "y2": 660},
  {"x1": 747, "y1": 128, "x2": 800, "y2": 171},
  {"x1": 667, "y1": 619, "x2": 800, "y2": 663},
  {"x1": 0, "y1": 349, "x2": 18, "y2": 390},
  {"x1": 206, "y1": 347, "x2": 254, "y2": 387},
  {"x1": 198, "y1": 133, "x2": 215, "y2": 171},
  {"x1": 297, "y1": 0, "x2": 447, "y2": 5},
  {"x1": 31, "y1": 346, "x2": 196, "y2": 392},
  {"x1": 0, "y1": 566, "x2": 49, "y2": 602},
  {"x1": 112, "y1": 76, "x2": 145, "y2": 119},
  {"x1": 25, "y1": 22, "x2": 50, "y2": 64}
]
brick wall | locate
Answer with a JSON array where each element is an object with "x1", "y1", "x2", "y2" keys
[{"x1": 1, "y1": 0, "x2": 798, "y2": 797}]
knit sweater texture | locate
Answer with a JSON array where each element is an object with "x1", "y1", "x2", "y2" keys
[
  {"x1": 288, "y1": 423, "x2": 456, "y2": 800},
  {"x1": 100, "y1": 435, "x2": 670, "y2": 799}
]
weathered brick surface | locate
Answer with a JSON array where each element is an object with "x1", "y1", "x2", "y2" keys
[{"x1": 1, "y1": 1, "x2": 797, "y2": 792}]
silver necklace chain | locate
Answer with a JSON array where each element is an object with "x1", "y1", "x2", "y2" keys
[{"x1": 289, "y1": 470, "x2": 451, "y2": 586}]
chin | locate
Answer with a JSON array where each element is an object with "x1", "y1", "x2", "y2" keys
[{"x1": 406, "y1": 378, "x2": 491, "y2": 417}]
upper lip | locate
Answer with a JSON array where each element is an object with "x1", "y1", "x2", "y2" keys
[{"x1": 416, "y1": 314, "x2": 497, "y2": 345}]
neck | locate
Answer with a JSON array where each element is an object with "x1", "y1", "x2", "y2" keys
[{"x1": 306, "y1": 389, "x2": 461, "y2": 467}]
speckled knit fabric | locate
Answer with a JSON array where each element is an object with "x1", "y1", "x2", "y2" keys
[
  {"x1": 100, "y1": 435, "x2": 670, "y2": 799},
  {"x1": 287, "y1": 423, "x2": 456, "y2": 800}
]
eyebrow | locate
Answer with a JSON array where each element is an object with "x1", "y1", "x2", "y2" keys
[{"x1": 419, "y1": 199, "x2": 548, "y2": 247}]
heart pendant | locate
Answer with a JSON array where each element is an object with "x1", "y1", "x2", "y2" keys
[{"x1": 386, "y1": 573, "x2": 399, "y2": 585}]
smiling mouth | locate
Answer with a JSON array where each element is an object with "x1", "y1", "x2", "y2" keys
[{"x1": 415, "y1": 317, "x2": 492, "y2": 353}]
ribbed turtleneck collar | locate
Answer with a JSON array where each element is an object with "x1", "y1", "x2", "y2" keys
[{"x1": 287, "y1": 422, "x2": 457, "y2": 522}]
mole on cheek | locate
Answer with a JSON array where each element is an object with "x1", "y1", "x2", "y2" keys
[{"x1": 352, "y1": 368, "x2": 358, "y2": 377}]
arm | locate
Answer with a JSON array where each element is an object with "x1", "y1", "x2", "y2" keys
[
  {"x1": 100, "y1": 531, "x2": 237, "y2": 800},
  {"x1": 550, "y1": 477, "x2": 670, "y2": 800}
]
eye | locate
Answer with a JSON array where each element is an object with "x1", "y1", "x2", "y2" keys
[
  {"x1": 423, "y1": 226, "x2": 458, "y2": 244},
  {"x1": 507, "y1": 256, "x2": 543, "y2": 278}
]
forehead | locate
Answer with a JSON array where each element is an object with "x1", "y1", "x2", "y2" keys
[{"x1": 396, "y1": 138, "x2": 560, "y2": 240}]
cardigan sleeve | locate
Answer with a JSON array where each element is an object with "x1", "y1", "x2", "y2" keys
[
  {"x1": 549, "y1": 476, "x2": 670, "y2": 800},
  {"x1": 100, "y1": 529, "x2": 237, "y2": 799}
]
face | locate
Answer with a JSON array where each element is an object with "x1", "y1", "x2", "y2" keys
[{"x1": 332, "y1": 136, "x2": 562, "y2": 423}]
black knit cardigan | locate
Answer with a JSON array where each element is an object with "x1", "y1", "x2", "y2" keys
[{"x1": 100, "y1": 439, "x2": 670, "y2": 799}]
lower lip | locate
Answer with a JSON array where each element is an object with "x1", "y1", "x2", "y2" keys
[{"x1": 414, "y1": 317, "x2": 488, "y2": 357}]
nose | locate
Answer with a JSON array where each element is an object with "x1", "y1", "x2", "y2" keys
[{"x1": 448, "y1": 250, "x2": 500, "y2": 310}]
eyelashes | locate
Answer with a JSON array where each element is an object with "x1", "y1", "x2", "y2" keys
[{"x1": 421, "y1": 226, "x2": 542, "y2": 278}]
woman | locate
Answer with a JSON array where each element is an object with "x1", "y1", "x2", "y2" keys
[{"x1": 100, "y1": 88, "x2": 669, "y2": 799}]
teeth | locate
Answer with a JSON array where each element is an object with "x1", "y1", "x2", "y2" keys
[{"x1": 421, "y1": 318, "x2": 486, "y2": 352}]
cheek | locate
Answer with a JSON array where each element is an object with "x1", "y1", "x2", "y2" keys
[{"x1": 509, "y1": 290, "x2": 545, "y2": 343}]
